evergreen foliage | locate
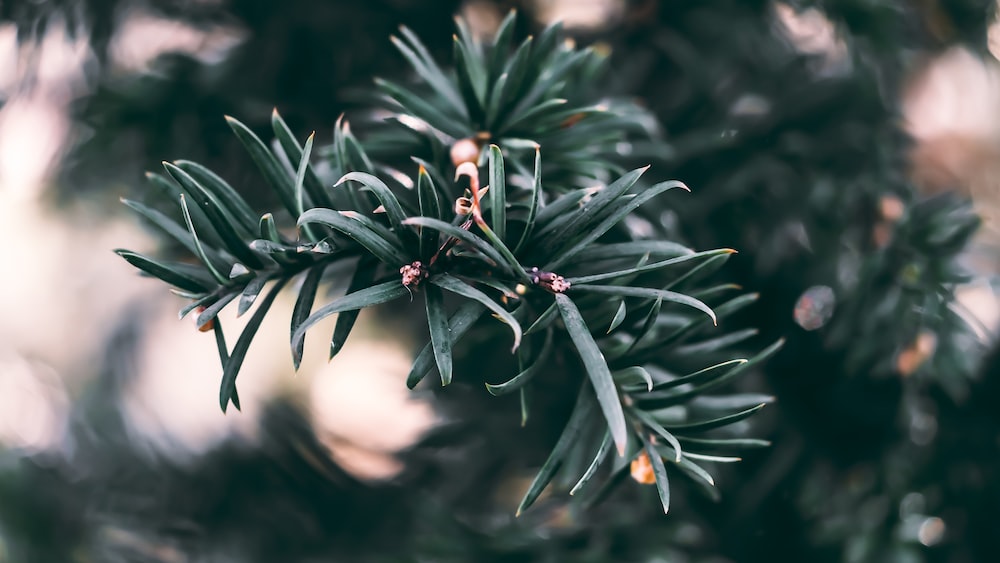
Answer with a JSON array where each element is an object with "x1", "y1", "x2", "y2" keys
[
  {"x1": 593, "y1": 1, "x2": 994, "y2": 559},
  {"x1": 113, "y1": 14, "x2": 778, "y2": 518},
  {"x1": 1, "y1": 1, "x2": 997, "y2": 562}
]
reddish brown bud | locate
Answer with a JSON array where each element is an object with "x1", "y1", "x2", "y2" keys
[
  {"x1": 528, "y1": 267, "x2": 571, "y2": 293},
  {"x1": 400, "y1": 261, "x2": 430, "y2": 288}
]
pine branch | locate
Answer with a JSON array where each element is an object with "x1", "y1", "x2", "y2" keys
[{"x1": 116, "y1": 12, "x2": 775, "y2": 517}]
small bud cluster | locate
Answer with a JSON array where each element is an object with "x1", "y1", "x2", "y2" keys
[
  {"x1": 528, "y1": 267, "x2": 571, "y2": 293},
  {"x1": 400, "y1": 261, "x2": 430, "y2": 288}
]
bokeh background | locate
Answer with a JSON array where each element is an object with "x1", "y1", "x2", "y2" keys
[{"x1": 2, "y1": 1, "x2": 1000, "y2": 561}]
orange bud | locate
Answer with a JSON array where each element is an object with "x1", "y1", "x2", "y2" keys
[
  {"x1": 630, "y1": 451, "x2": 657, "y2": 485},
  {"x1": 896, "y1": 330, "x2": 938, "y2": 376},
  {"x1": 193, "y1": 306, "x2": 215, "y2": 332}
]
